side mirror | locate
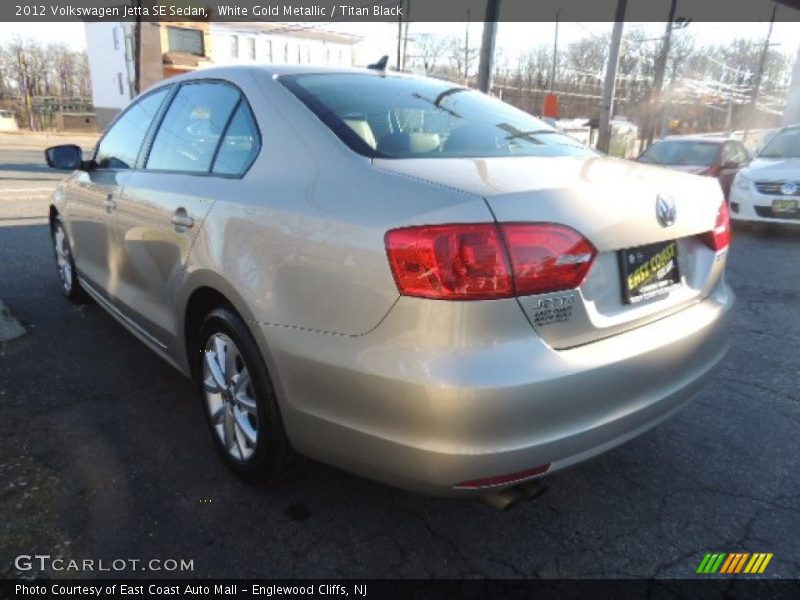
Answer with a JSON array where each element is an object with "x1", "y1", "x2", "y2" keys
[{"x1": 45, "y1": 145, "x2": 84, "y2": 170}]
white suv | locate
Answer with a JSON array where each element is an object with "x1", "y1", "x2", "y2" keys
[{"x1": 730, "y1": 125, "x2": 800, "y2": 225}]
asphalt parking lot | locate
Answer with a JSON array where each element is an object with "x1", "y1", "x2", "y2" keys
[{"x1": 0, "y1": 142, "x2": 798, "y2": 580}]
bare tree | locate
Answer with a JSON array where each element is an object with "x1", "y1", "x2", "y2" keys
[
  {"x1": 415, "y1": 33, "x2": 450, "y2": 75},
  {"x1": 447, "y1": 36, "x2": 479, "y2": 81}
]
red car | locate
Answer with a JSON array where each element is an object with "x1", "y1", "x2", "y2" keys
[{"x1": 637, "y1": 136, "x2": 751, "y2": 199}]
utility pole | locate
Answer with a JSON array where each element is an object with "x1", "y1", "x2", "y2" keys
[
  {"x1": 477, "y1": 0, "x2": 501, "y2": 93},
  {"x1": 17, "y1": 48, "x2": 34, "y2": 130},
  {"x1": 744, "y1": 3, "x2": 777, "y2": 143},
  {"x1": 783, "y1": 46, "x2": 800, "y2": 126},
  {"x1": 402, "y1": 0, "x2": 411, "y2": 70},
  {"x1": 646, "y1": 0, "x2": 678, "y2": 146},
  {"x1": 133, "y1": 0, "x2": 142, "y2": 95},
  {"x1": 549, "y1": 9, "x2": 560, "y2": 90},
  {"x1": 725, "y1": 97, "x2": 734, "y2": 133},
  {"x1": 396, "y1": 12, "x2": 402, "y2": 70},
  {"x1": 597, "y1": 0, "x2": 627, "y2": 154},
  {"x1": 464, "y1": 9, "x2": 471, "y2": 82}
]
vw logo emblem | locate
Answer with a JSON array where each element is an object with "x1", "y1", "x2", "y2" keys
[
  {"x1": 656, "y1": 194, "x2": 677, "y2": 227},
  {"x1": 780, "y1": 182, "x2": 798, "y2": 196}
]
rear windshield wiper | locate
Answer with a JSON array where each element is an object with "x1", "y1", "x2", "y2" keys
[{"x1": 432, "y1": 87, "x2": 467, "y2": 106}]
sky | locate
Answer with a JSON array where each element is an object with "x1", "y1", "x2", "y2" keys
[{"x1": 0, "y1": 20, "x2": 798, "y2": 64}]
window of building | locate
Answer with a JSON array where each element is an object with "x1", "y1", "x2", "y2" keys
[
  {"x1": 266, "y1": 40, "x2": 273, "y2": 62},
  {"x1": 230, "y1": 35, "x2": 239, "y2": 58},
  {"x1": 283, "y1": 43, "x2": 289, "y2": 63},
  {"x1": 116, "y1": 73, "x2": 124, "y2": 96},
  {"x1": 167, "y1": 27, "x2": 204, "y2": 56},
  {"x1": 95, "y1": 87, "x2": 170, "y2": 169},
  {"x1": 146, "y1": 82, "x2": 241, "y2": 173},
  {"x1": 212, "y1": 102, "x2": 260, "y2": 176},
  {"x1": 112, "y1": 27, "x2": 120, "y2": 51},
  {"x1": 245, "y1": 37, "x2": 256, "y2": 61}
]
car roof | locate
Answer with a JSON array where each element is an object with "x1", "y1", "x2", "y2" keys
[{"x1": 161, "y1": 64, "x2": 423, "y2": 85}]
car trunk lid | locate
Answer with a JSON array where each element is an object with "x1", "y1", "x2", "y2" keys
[{"x1": 374, "y1": 155, "x2": 727, "y2": 348}]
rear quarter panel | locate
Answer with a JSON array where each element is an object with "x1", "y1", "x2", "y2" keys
[{"x1": 180, "y1": 71, "x2": 495, "y2": 363}]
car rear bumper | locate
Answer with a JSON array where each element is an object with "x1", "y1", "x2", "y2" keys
[{"x1": 264, "y1": 281, "x2": 733, "y2": 496}]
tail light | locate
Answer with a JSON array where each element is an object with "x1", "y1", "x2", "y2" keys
[
  {"x1": 385, "y1": 223, "x2": 596, "y2": 300},
  {"x1": 700, "y1": 202, "x2": 731, "y2": 252},
  {"x1": 501, "y1": 224, "x2": 597, "y2": 296}
]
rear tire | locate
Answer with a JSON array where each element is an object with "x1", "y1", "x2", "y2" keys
[
  {"x1": 195, "y1": 307, "x2": 295, "y2": 481},
  {"x1": 50, "y1": 217, "x2": 86, "y2": 303}
]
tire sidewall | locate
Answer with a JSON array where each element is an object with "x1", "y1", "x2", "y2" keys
[
  {"x1": 195, "y1": 307, "x2": 285, "y2": 479},
  {"x1": 51, "y1": 218, "x2": 80, "y2": 300}
]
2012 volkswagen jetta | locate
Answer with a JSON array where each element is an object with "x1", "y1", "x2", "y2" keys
[{"x1": 45, "y1": 66, "x2": 733, "y2": 495}]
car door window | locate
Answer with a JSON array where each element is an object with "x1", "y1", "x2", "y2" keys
[
  {"x1": 95, "y1": 88, "x2": 170, "y2": 169},
  {"x1": 146, "y1": 82, "x2": 241, "y2": 173},
  {"x1": 212, "y1": 102, "x2": 260, "y2": 176}
]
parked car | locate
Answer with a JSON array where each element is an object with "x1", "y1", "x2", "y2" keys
[
  {"x1": 637, "y1": 136, "x2": 750, "y2": 198},
  {"x1": 45, "y1": 66, "x2": 733, "y2": 496},
  {"x1": 729, "y1": 125, "x2": 800, "y2": 226}
]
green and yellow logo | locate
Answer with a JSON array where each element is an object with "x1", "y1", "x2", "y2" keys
[{"x1": 696, "y1": 552, "x2": 773, "y2": 574}]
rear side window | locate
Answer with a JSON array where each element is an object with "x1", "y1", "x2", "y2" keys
[
  {"x1": 721, "y1": 142, "x2": 738, "y2": 164},
  {"x1": 95, "y1": 87, "x2": 170, "y2": 169},
  {"x1": 212, "y1": 102, "x2": 260, "y2": 175},
  {"x1": 736, "y1": 144, "x2": 750, "y2": 164},
  {"x1": 147, "y1": 82, "x2": 241, "y2": 173}
]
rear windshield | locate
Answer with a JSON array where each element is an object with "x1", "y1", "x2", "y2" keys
[
  {"x1": 638, "y1": 140, "x2": 719, "y2": 166},
  {"x1": 279, "y1": 73, "x2": 595, "y2": 159},
  {"x1": 758, "y1": 126, "x2": 800, "y2": 158}
]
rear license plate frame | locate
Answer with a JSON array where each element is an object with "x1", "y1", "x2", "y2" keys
[{"x1": 618, "y1": 239, "x2": 680, "y2": 304}]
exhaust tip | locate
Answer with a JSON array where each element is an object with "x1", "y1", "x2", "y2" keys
[
  {"x1": 480, "y1": 481, "x2": 550, "y2": 511},
  {"x1": 481, "y1": 487, "x2": 524, "y2": 511}
]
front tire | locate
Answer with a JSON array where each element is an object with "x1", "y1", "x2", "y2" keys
[
  {"x1": 51, "y1": 217, "x2": 85, "y2": 303},
  {"x1": 196, "y1": 307, "x2": 294, "y2": 481}
]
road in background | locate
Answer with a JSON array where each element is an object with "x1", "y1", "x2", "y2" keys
[
  {"x1": 0, "y1": 133, "x2": 98, "y2": 225},
  {"x1": 0, "y1": 145, "x2": 798, "y2": 579}
]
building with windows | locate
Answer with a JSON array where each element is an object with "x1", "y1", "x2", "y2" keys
[
  {"x1": 83, "y1": 22, "x2": 136, "y2": 128},
  {"x1": 85, "y1": 21, "x2": 212, "y2": 128},
  {"x1": 209, "y1": 23, "x2": 360, "y2": 69},
  {"x1": 85, "y1": 22, "x2": 361, "y2": 129}
]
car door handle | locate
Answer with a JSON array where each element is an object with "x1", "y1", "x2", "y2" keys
[
  {"x1": 103, "y1": 195, "x2": 116, "y2": 212},
  {"x1": 171, "y1": 208, "x2": 194, "y2": 230}
]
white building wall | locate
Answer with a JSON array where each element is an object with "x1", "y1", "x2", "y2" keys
[
  {"x1": 84, "y1": 23, "x2": 134, "y2": 112},
  {"x1": 210, "y1": 25, "x2": 355, "y2": 68}
]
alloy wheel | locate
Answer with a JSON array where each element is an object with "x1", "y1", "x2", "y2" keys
[
  {"x1": 202, "y1": 332, "x2": 259, "y2": 461},
  {"x1": 53, "y1": 222, "x2": 74, "y2": 294}
]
